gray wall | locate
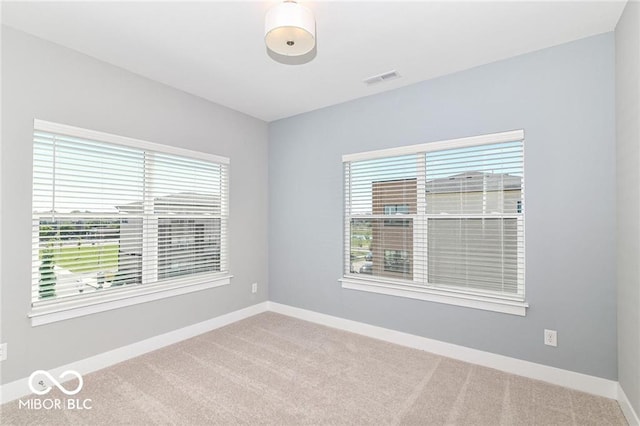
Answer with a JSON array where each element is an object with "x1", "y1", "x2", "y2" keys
[
  {"x1": 616, "y1": 0, "x2": 640, "y2": 415},
  {"x1": 269, "y1": 33, "x2": 617, "y2": 379},
  {"x1": 0, "y1": 27, "x2": 269, "y2": 384}
]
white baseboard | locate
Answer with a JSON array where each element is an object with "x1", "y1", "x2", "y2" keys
[
  {"x1": 2, "y1": 299, "x2": 630, "y2": 416},
  {"x1": 267, "y1": 302, "x2": 619, "y2": 400},
  {"x1": 618, "y1": 383, "x2": 640, "y2": 426},
  {"x1": 0, "y1": 302, "x2": 269, "y2": 404}
]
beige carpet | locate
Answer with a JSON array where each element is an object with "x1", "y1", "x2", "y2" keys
[{"x1": 1, "y1": 312, "x2": 627, "y2": 425}]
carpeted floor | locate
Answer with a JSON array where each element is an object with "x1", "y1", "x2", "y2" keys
[{"x1": 1, "y1": 312, "x2": 628, "y2": 425}]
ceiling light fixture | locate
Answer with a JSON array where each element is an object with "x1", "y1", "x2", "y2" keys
[{"x1": 265, "y1": 1, "x2": 315, "y2": 57}]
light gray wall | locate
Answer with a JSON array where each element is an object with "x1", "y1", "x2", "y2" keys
[
  {"x1": 0, "y1": 27, "x2": 269, "y2": 384},
  {"x1": 269, "y1": 33, "x2": 617, "y2": 379},
  {"x1": 616, "y1": 0, "x2": 640, "y2": 415}
]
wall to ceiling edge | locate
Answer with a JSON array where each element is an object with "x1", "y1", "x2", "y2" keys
[
  {"x1": 269, "y1": 32, "x2": 617, "y2": 380},
  {"x1": 0, "y1": 26, "x2": 269, "y2": 384}
]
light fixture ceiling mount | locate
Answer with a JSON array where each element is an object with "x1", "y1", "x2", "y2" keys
[{"x1": 265, "y1": 1, "x2": 316, "y2": 57}]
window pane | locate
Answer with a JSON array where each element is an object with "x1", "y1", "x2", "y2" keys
[
  {"x1": 425, "y1": 142, "x2": 523, "y2": 215},
  {"x1": 116, "y1": 217, "x2": 143, "y2": 286},
  {"x1": 33, "y1": 132, "x2": 145, "y2": 214},
  {"x1": 349, "y1": 218, "x2": 372, "y2": 274},
  {"x1": 427, "y1": 218, "x2": 518, "y2": 293},
  {"x1": 158, "y1": 218, "x2": 221, "y2": 279},
  {"x1": 348, "y1": 155, "x2": 417, "y2": 215},
  {"x1": 151, "y1": 153, "x2": 223, "y2": 216},
  {"x1": 35, "y1": 217, "x2": 142, "y2": 300},
  {"x1": 384, "y1": 249, "x2": 411, "y2": 274},
  {"x1": 350, "y1": 218, "x2": 413, "y2": 280}
]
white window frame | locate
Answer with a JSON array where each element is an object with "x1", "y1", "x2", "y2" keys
[
  {"x1": 340, "y1": 130, "x2": 528, "y2": 316},
  {"x1": 29, "y1": 119, "x2": 232, "y2": 326}
]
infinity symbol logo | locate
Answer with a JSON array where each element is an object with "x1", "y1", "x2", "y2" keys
[{"x1": 28, "y1": 370, "x2": 84, "y2": 396}]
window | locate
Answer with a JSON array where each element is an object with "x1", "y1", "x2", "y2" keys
[
  {"x1": 31, "y1": 120, "x2": 230, "y2": 324},
  {"x1": 384, "y1": 249, "x2": 411, "y2": 274},
  {"x1": 383, "y1": 204, "x2": 409, "y2": 215},
  {"x1": 342, "y1": 130, "x2": 526, "y2": 316}
]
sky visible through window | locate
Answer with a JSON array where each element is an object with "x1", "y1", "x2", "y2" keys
[
  {"x1": 348, "y1": 141, "x2": 522, "y2": 215},
  {"x1": 33, "y1": 131, "x2": 222, "y2": 215}
]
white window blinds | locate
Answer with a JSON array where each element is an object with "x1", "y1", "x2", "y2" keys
[
  {"x1": 32, "y1": 120, "x2": 229, "y2": 306},
  {"x1": 343, "y1": 130, "x2": 524, "y2": 301}
]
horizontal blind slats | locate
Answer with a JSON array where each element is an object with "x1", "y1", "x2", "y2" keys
[
  {"x1": 345, "y1": 136, "x2": 524, "y2": 300},
  {"x1": 32, "y1": 124, "x2": 229, "y2": 304}
]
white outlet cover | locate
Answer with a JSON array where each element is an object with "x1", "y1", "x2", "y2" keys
[
  {"x1": 544, "y1": 329, "x2": 557, "y2": 347},
  {"x1": 0, "y1": 343, "x2": 7, "y2": 361}
]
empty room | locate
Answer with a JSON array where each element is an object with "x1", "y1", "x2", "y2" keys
[{"x1": 1, "y1": 1, "x2": 639, "y2": 425}]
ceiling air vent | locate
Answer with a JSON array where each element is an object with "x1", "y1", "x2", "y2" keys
[{"x1": 363, "y1": 70, "x2": 401, "y2": 86}]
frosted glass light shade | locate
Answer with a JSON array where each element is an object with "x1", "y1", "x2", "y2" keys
[{"x1": 265, "y1": 1, "x2": 315, "y2": 56}]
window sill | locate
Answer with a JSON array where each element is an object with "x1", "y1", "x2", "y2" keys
[
  {"x1": 29, "y1": 274, "x2": 232, "y2": 327},
  {"x1": 339, "y1": 276, "x2": 528, "y2": 316}
]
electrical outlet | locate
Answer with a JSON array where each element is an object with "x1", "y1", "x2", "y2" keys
[
  {"x1": 544, "y1": 329, "x2": 557, "y2": 347},
  {"x1": 251, "y1": 283, "x2": 258, "y2": 294},
  {"x1": 0, "y1": 343, "x2": 7, "y2": 361}
]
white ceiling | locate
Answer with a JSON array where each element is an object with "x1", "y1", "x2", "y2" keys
[{"x1": 1, "y1": 1, "x2": 627, "y2": 122}]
